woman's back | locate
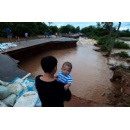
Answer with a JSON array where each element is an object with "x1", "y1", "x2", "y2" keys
[{"x1": 35, "y1": 75, "x2": 71, "y2": 107}]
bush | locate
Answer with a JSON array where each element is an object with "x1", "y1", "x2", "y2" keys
[
  {"x1": 101, "y1": 45, "x2": 109, "y2": 51},
  {"x1": 90, "y1": 35, "x2": 99, "y2": 40},
  {"x1": 97, "y1": 36, "x2": 107, "y2": 45},
  {"x1": 114, "y1": 41, "x2": 130, "y2": 49},
  {"x1": 114, "y1": 51, "x2": 130, "y2": 58}
]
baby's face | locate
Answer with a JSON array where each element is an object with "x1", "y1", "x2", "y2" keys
[{"x1": 62, "y1": 65, "x2": 71, "y2": 75}]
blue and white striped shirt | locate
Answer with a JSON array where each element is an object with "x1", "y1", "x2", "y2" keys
[{"x1": 57, "y1": 70, "x2": 72, "y2": 84}]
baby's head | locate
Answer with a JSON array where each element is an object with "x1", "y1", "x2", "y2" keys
[{"x1": 61, "y1": 62, "x2": 72, "y2": 75}]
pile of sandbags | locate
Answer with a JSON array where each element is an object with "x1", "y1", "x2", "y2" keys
[
  {"x1": 0, "y1": 79, "x2": 28, "y2": 107},
  {"x1": 0, "y1": 85, "x2": 17, "y2": 107},
  {"x1": 0, "y1": 74, "x2": 30, "y2": 107},
  {"x1": 0, "y1": 73, "x2": 42, "y2": 107}
]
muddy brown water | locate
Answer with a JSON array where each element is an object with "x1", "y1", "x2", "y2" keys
[{"x1": 20, "y1": 39, "x2": 114, "y2": 106}]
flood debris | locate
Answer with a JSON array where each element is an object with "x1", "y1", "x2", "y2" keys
[
  {"x1": 126, "y1": 58, "x2": 130, "y2": 63},
  {"x1": 0, "y1": 43, "x2": 17, "y2": 51}
]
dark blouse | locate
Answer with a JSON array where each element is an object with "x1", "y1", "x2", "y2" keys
[{"x1": 35, "y1": 75, "x2": 71, "y2": 107}]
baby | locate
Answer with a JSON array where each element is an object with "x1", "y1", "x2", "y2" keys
[{"x1": 56, "y1": 62, "x2": 72, "y2": 90}]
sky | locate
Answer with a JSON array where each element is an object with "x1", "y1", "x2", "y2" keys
[{"x1": 45, "y1": 22, "x2": 130, "y2": 30}]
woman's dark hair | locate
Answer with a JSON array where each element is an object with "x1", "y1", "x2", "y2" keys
[{"x1": 41, "y1": 56, "x2": 58, "y2": 73}]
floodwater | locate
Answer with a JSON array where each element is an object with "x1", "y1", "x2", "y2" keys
[{"x1": 20, "y1": 37, "x2": 114, "y2": 105}]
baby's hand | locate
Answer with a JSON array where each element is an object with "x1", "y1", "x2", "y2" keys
[
  {"x1": 64, "y1": 84, "x2": 70, "y2": 90},
  {"x1": 54, "y1": 75, "x2": 58, "y2": 80}
]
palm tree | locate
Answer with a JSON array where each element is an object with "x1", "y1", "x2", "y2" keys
[
  {"x1": 108, "y1": 22, "x2": 121, "y2": 57},
  {"x1": 48, "y1": 22, "x2": 53, "y2": 29},
  {"x1": 48, "y1": 22, "x2": 52, "y2": 27},
  {"x1": 48, "y1": 22, "x2": 53, "y2": 32}
]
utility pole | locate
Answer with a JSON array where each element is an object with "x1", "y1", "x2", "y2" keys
[
  {"x1": 105, "y1": 22, "x2": 113, "y2": 46},
  {"x1": 108, "y1": 22, "x2": 121, "y2": 57}
]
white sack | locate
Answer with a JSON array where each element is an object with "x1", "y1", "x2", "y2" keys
[
  {"x1": 0, "y1": 85, "x2": 12, "y2": 100},
  {"x1": 2, "y1": 94, "x2": 17, "y2": 106}
]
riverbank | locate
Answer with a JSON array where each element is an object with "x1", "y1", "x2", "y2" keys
[{"x1": 94, "y1": 37, "x2": 130, "y2": 106}]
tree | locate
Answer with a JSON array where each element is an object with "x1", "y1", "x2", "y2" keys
[
  {"x1": 48, "y1": 22, "x2": 53, "y2": 32},
  {"x1": 96, "y1": 22, "x2": 101, "y2": 28},
  {"x1": 59, "y1": 24, "x2": 76, "y2": 34},
  {"x1": 80, "y1": 26, "x2": 96, "y2": 37},
  {"x1": 50, "y1": 26, "x2": 59, "y2": 34},
  {"x1": 101, "y1": 22, "x2": 112, "y2": 30},
  {"x1": 101, "y1": 22, "x2": 114, "y2": 35},
  {"x1": 75, "y1": 26, "x2": 80, "y2": 33},
  {"x1": 0, "y1": 22, "x2": 49, "y2": 37},
  {"x1": 48, "y1": 22, "x2": 53, "y2": 26}
]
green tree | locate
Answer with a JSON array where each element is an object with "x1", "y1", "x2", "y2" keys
[
  {"x1": 96, "y1": 22, "x2": 101, "y2": 28},
  {"x1": 0, "y1": 22, "x2": 49, "y2": 37},
  {"x1": 59, "y1": 24, "x2": 76, "y2": 34},
  {"x1": 75, "y1": 26, "x2": 80, "y2": 33},
  {"x1": 50, "y1": 26, "x2": 59, "y2": 34},
  {"x1": 81, "y1": 26, "x2": 96, "y2": 38}
]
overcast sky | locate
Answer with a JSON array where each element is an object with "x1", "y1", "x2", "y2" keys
[{"x1": 45, "y1": 22, "x2": 130, "y2": 30}]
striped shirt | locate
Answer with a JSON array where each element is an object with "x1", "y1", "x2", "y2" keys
[{"x1": 57, "y1": 70, "x2": 72, "y2": 84}]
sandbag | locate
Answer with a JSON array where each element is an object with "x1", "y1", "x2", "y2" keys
[
  {"x1": 2, "y1": 94, "x2": 17, "y2": 106},
  {"x1": 0, "y1": 101, "x2": 7, "y2": 107},
  {"x1": 0, "y1": 80, "x2": 9, "y2": 86},
  {"x1": 14, "y1": 91, "x2": 38, "y2": 107},
  {"x1": 0, "y1": 85, "x2": 12, "y2": 100},
  {"x1": 35, "y1": 98, "x2": 42, "y2": 107},
  {"x1": 7, "y1": 83, "x2": 23, "y2": 95}
]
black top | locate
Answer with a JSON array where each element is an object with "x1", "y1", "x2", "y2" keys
[{"x1": 35, "y1": 75, "x2": 71, "y2": 107}]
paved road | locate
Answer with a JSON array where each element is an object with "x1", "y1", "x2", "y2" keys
[{"x1": 0, "y1": 37, "x2": 78, "y2": 53}]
